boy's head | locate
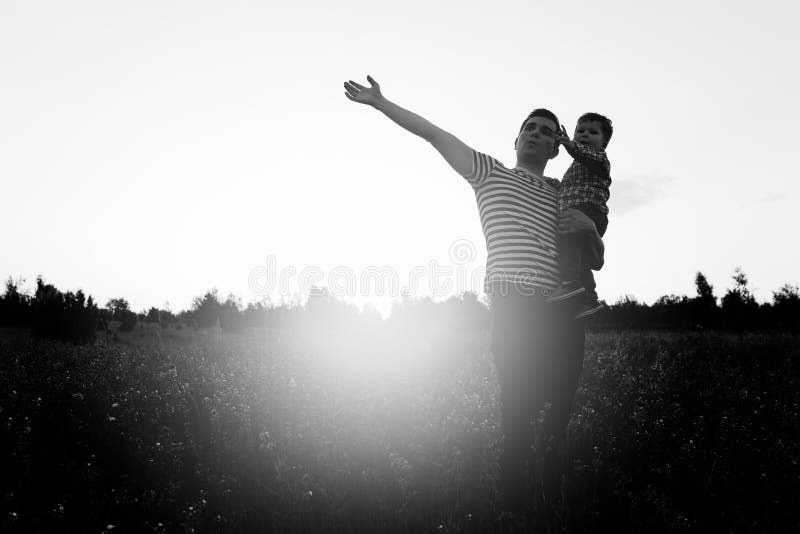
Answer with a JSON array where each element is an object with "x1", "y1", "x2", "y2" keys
[
  {"x1": 575, "y1": 112, "x2": 613, "y2": 149},
  {"x1": 515, "y1": 108, "x2": 560, "y2": 161}
]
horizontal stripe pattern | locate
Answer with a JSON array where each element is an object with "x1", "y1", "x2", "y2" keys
[{"x1": 463, "y1": 151, "x2": 560, "y2": 292}]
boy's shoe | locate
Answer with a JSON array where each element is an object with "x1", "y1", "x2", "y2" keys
[
  {"x1": 575, "y1": 301, "x2": 606, "y2": 319},
  {"x1": 546, "y1": 283, "x2": 585, "y2": 303}
]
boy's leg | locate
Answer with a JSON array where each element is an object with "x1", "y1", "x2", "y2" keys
[
  {"x1": 548, "y1": 234, "x2": 585, "y2": 303},
  {"x1": 557, "y1": 233, "x2": 582, "y2": 285},
  {"x1": 558, "y1": 205, "x2": 606, "y2": 287},
  {"x1": 573, "y1": 204, "x2": 607, "y2": 301},
  {"x1": 569, "y1": 205, "x2": 607, "y2": 316}
]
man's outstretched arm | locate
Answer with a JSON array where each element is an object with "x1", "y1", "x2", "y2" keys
[
  {"x1": 558, "y1": 209, "x2": 605, "y2": 270},
  {"x1": 344, "y1": 75, "x2": 473, "y2": 176}
]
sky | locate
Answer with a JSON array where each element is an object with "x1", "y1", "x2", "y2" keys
[{"x1": 2, "y1": 0, "x2": 798, "y2": 314}]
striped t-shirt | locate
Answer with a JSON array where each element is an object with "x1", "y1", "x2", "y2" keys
[{"x1": 462, "y1": 150, "x2": 561, "y2": 294}]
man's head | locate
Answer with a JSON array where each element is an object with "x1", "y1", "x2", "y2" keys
[
  {"x1": 574, "y1": 112, "x2": 613, "y2": 149},
  {"x1": 514, "y1": 108, "x2": 560, "y2": 164}
]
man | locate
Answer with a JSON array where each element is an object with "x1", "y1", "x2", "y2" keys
[{"x1": 343, "y1": 75, "x2": 604, "y2": 512}]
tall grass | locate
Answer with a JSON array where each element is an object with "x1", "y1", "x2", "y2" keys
[{"x1": 1, "y1": 326, "x2": 798, "y2": 532}]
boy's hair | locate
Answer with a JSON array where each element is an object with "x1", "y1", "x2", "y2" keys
[
  {"x1": 518, "y1": 108, "x2": 560, "y2": 134},
  {"x1": 578, "y1": 112, "x2": 613, "y2": 147}
]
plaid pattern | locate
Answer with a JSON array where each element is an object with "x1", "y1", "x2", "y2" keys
[{"x1": 558, "y1": 143, "x2": 611, "y2": 214}]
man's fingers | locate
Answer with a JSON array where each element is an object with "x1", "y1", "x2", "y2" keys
[
  {"x1": 344, "y1": 82, "x2": 364, "y2": 97},
  {"x1": 349, "y1": 81, "x2": 368, "y2": 91},
  {"x1": 366, "y1": 75, "x2": 378, "y2": 86}
]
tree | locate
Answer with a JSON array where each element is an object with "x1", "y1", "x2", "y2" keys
[
  {"x1": 192, "y1": 289, "x2": 222, "y2": 329},
  {"x1": 721, "y1": 267, "x2": 759, "y2": 330},
  {"x1": 0, "y1": 276, "x2": 30, "y2": 325},
  {"x1": 31, "y1": 277, "x2": 98, "y2": 343},
  {"x1": 771, "y1": 284, "x2": 800, "y2": 331},
  {"x1": 145, "y1": 307, "x2": 161, "y2": 323},
  {"x1": 695, "y1": 272, "x2": 714, "y2": 301},
  {"x1": 219, "y1": 293, "x2": 244, "y2": 333},
  {"x1": 106, "y1": 298, "x2": 130, "y2": 321},
  {"x1": 691, "y1": 271, "x2": 718, "y2": 328}
]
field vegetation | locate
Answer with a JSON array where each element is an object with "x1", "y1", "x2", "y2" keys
[{"x1": 2, "y1": 322, "x2": 798, "y2": 533}]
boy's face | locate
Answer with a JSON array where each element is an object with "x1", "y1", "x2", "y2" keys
[
  {"x1": 515, "y1": 116, "x2": 558, "y2": 161},
  {"x1": 574, "y1": 120, "x2": 606, "y2": 149}
]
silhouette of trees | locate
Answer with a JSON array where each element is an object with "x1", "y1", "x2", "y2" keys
[
  {"x1": 590, "y1": 268, "x2": 799, "y2": 332},
  {"x1": 106, "y1": 298, "x2": 130, "y2": 320},
  {"x1": 145, "y1": 307, "x2": 160, "y2": 323},
  {"x1": 219, "y1": 294, "x2": 244, "y2": 333},
  {"x1": 721, "y1": 267, "x2": 759, "y2": 330},
  {"x1": 769, "y1": 284, "x2": 800, "y2": 331},
  {"x1": 2, "y1": 269, "x2": 799, "y2": 336},
  {"x1": 105, "y1": 297, "x2": 137, "y2": 331},
  {"x1": 0, "y1": 277, "x2": 31, "y2": 325},
  {"x1": 690, "y1": 272, "x2": 719, "y2": 328},
  {"x1": 191, "y1": 289, "x2": 222, "y2": 329},
  {"x1": 30, "y1": 277, "x2": 98, "y2": 343}
]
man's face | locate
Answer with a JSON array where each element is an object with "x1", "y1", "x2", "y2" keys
[
  {"x1": 516, "y1": 116, "x2": 558, "y2": 161},
  {"x1": 574, "y1": 120, "x2": 606, "y2": 149}
]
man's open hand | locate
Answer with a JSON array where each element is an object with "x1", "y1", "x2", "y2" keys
[{"x1": 344, "y1": 75, "x2": 384, "y2": 107}]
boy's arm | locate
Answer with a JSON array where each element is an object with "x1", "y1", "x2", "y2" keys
[
  {"x1": 558, "y1": 209, "x2": 605, "y2": 270},
  {"x1": 556, "y1": 126, "x2": 610, "y2": 178},
  {"x1": 344, "y1": 76, "x2": 473, "y2": 177}
]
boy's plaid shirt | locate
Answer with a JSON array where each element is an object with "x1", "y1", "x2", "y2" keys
[{"x1": 559, "y1": 143, "x2": 611, "y2": 214}]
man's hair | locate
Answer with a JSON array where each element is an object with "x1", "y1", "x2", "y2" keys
[
  {"x1": 577, "y1": 112, "x2": 613, "y2": 147},
  {"x1": 518, "y1": 108, "x2": 560, "y2": 134}
]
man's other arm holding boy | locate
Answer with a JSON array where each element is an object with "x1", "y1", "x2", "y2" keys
[
  {"x1": 559, "y1": 209, "x2": 604, "y2": 270},
  {"x1": 344, "y1": 75, "x2": 473, "y2": 177},
  {"x1": 556, "y1": 126, "x2": 610, "y2": 178}
]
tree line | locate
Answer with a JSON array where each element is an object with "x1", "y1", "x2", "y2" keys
[{"x1": 0, "y1": 268, "x2": 798, "y2": 344}]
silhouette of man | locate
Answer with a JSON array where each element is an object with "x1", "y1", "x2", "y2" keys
[{"x1": 344, "y1": 76, "x2": 604, "y2": 513}]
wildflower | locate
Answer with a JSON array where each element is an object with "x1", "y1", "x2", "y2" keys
[{"x1": 111, "y1": 403, "x2": 119, "y2": 409}]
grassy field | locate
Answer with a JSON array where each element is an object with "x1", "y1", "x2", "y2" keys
[{"x1": 1, "y1": 325, "x2": 798, "y2": 533}]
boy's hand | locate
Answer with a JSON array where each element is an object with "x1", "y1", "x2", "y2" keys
[
  {"x1": 555, "y1": 125, "x2": 574, "y2": 150},
  {"x1": 344, "y1": 75, "x2": 384, "y2": 108}
]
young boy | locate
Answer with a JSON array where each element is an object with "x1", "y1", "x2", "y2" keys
[{"x1": 547, "y1": 113, "x2": 613, "y2": 318}]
